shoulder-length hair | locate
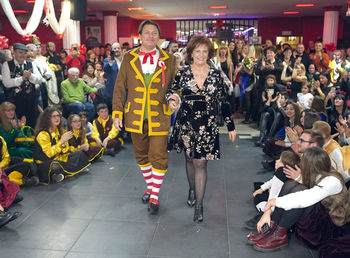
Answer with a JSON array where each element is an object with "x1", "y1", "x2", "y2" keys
[
  {"x1": 285, "y1": 101, "x2": 301, "y2": 127},
  {"x1": 67, "y1": 114, "x2": 86, "y2": 144},
  {"x1": 216, "y1": 43, "x2": 232, "y2": 66},
  {"x1": 0, "y1": 102, "x2": 18, "y2": 132},
  {"x1": 186, "y1": 36, "x2": 214, "y2": 64},
  {"x1": 301, "y1": 147, "x2": 345, "y2": 189},
  {"x1": 34, "y1": 107, "x2": 63, "y2": 136}
]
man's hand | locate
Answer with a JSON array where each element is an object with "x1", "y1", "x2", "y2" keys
[
  {"x1": 283, "y1": 165, "x2": 301, "y2": 179},
  {"x1": 22, "y1": 70, "x2": 32, "y2": 80},
  {"x1": 113, "y1": 118, "x2": 123, "y2": 131}
]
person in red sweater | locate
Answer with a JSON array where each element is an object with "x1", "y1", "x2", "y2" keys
[
  {"x1": 309, "y1": 41, "x2": 329, "y2": 72},
  {"x1": 66, "y1": 44, "x2": 86, "y2": 76}
]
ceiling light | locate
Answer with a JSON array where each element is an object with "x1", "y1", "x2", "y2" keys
[
  {"x1": 209, "y1": 6, "x2": 227, "y2": 9},
  {"x1": 26, "y1": 0, "x2": 36, "y2": 3},
  {"x1": 211, "y1": 13, "x2": 226, "y2": 16},
  {"x1": 128, "y1": 7, "x2": 145, "y2": 11},
  {"x1": 13, "y1": 10, "x2": 29, "y2": 14},
  {"x1": 110, "y1": 0, "x2": 133, "y2": 2},
  {"x1": 295, "y1": 4, "x2": 315, "y2": 7},
  {"x1": 283, "y1": 11, "x2": 300, "y2": 14},
  {"x1": 142, "y1": 14, "x2": 156, "y2": 17}
]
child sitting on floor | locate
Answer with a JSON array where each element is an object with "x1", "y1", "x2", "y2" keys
[{"x1": 91, "y1": 103, "x2": 123, "y2": 156}]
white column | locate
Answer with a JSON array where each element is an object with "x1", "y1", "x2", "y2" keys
[
  {"x1": 322, "y1": 6, "x2": 341, "y2": 46},
  {"x1": 63, "y1": 19, "x2": 81, "y2": 52},
  {"x1": 103, "y1": 11, "x2": 118, "y2": 44}
]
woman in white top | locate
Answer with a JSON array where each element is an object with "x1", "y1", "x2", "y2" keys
[{"x1": 248, "y1": 147, "x2": 350, "y2": 252}]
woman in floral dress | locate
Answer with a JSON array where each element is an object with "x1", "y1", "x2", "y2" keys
[{"x1": 166, "y1": 36, "x2": 237, "y2": 222}]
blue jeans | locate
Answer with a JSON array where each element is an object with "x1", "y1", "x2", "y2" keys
[{"x1": 66, "y1": 102, "x2": 95, "y2": 121}]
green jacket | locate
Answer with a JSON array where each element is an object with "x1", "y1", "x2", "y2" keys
[{"x1": 61, "y1": 78, "x2": 97, "y2": 103}]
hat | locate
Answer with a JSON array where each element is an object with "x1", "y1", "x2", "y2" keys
[{"x1": 13, "y1": 43, "x2": 28, "y2": 52}]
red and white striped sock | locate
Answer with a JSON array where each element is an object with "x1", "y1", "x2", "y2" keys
[
  {"x1": 139, "y1": 164, "x2": 153, "y2": 191},
  {"x1": 150, "y1": 169, "x2": 166, "y2": 201}
]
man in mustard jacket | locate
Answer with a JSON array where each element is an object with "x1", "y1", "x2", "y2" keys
[{"x1": 112, "y1": 20, "x2": 176, "y2": 214}]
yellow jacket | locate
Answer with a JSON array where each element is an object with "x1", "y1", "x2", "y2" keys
[
  {"x1": 112, "y1": 47, "x2": 176, "y2": 136},
  {"x1": 0, "y1": 136, "x2": 10, "y2": 169}
]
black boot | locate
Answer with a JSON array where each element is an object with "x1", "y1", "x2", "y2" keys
[
  {"x1": 186, "y1": 189, "x2": 196, "y2": 207},
  {"x1": 193, "y1": 205, "x2": 203, "y2": 222},
  {"x1": 255, "y1": 112, "x2": 270, "y2": 147},
  {"x1": 261, "y1": 159, "x2": 275, "y2": 170},
  {"x1": 0, "y1": 211, "x2": 13, "y2": 228}
]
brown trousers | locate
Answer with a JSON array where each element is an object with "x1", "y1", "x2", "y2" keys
[{"x1": 131, "y1": 120, "x2": 168, "y2": 171}]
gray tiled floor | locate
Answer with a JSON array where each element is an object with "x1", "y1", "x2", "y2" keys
[{"x1": 1, "y1": 129, "x2": 317, "y2": 258}]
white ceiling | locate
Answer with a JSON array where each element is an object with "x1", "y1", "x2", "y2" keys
[{"x1": 2, "y1": 0, "x2": 348, "y2": 20}]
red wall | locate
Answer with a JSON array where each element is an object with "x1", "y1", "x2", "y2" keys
[{"x1": 258, "y1": 16, "x2": 344, "y2": 46}]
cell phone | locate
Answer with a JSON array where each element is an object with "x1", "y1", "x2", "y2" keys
[{"x1": 261, "y1": 223, "x2": 270, "y2": 234}]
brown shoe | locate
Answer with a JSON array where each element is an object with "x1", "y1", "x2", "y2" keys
[
  {"x1": 247, "y1": 221, "x2": 277, "y2": 245},
  {"x1": 253, "y1": 225, "x2": 288, "y2": 252}
]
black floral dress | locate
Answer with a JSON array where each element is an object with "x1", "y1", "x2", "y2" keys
[{"x1": 166, "y1": 65, "x2": 235, "y2": 160}]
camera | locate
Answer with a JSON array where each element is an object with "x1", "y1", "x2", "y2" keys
[
  {"x1": 73, "y1": 47, "x2": 78, "y2": 51},
  {"x1": 110, "y1": 50, "x2": 115, "y2": 59}
]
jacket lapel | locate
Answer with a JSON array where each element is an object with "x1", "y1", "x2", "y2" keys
[{"x1": 129, "y1": 47, "x2": 146, "y2": 87}]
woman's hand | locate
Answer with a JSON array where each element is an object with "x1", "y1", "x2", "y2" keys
[
  {"x1": 253, "y1": 188, "x2": 263, "y2": 197},
  {"x1": 283, "y1": 165, "x2": 301, "y2": 179},
  {"x1": 264, "y1": 199, "x2": 276, "y2": 212},
  {"x1": 228, "y1": 130, "x2": 237, "y2": 143},
  {"x1": 60, "y1": 131, "x2": 73, "y2": 144},
  {"x1": 79, "y1": 144, "x2": 89, "y2": 151},
  {"x1": 286, "y1": 127, "x2": 299, "y2": 143},
  {"x1": 257, "y1": 210, "x2": 272, "y2": 233},
  {"x1": 167, "y1": 94, "x2": 180, "y2": 111}
]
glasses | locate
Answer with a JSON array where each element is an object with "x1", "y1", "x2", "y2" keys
[
  {"x1": 72, "y1": 120, "x2": 81, "y2": 123},
  {"x1": 51, "y1": 114, "x2": 61, "y2": 119},
  {"x1": 298, "y1": 138, "x2": 314, "y2": 143}
]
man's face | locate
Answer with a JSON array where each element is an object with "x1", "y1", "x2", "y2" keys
[
  {"x1": 14, "y1": 49, "x2": 27, "y2": 64},
  {"x1": 69, "y1": 72, "x2": 79, "y2": 84},
  {"x1": 111, "y1": 43, "x2": 121, "y2": 57},
  {"x1": 139, "y1": 24, "x2": 160, "y2": 50},
  {"x1": 169, "y1": 43, "x2": 179, "y2": 54},
  {"x1": 315, "y1": 42, "x2": 323, "y2": 52},
  {"x1": 48, "y1": 42, "x2": 56, "y2": 53},
  {"x1": 297, "y1": 133, "x2": 314, "y2": 153},
  {"x1": 296, "y1": 44, "x2": 305, "y2": 55},
  {"x1": 265, "y1": 40, "x2": 273, "y2": 47},
  {"x1": 93, "y1": 47, "x2": 100, "y2": 56}
]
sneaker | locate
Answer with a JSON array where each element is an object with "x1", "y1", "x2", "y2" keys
[{"x1": 51, "y1": 173, "x2": 64, "y2": 183}]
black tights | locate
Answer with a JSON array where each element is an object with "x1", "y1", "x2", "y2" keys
[
  {"x1": 185, "y1": 154, "x2": 208, "y2": 206},
  {"x1": 272, "y1": 180, "x2": 314, "y2": 228}
]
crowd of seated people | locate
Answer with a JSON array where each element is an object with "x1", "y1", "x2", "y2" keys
[
  {"x1": 0, "y1": 36, "x2": 350, "y2": 256},
  {"x1": 0, "y1": 41, "x2": 126, "y2": 227}
]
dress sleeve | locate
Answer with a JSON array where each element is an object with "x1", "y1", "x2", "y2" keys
[{"x1": 218, "y1": 71, "x2": 235, "y2": 131}]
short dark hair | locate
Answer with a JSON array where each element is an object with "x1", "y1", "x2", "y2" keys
[
  {"x1": 96, "y1": 103, "x2": 108, "y2": 112},
  {"x1": 280, "y1": 151, "x2": 300, "y2": 169},
  {"x1": 138, "y1": 20, "x2": 161, "y2": 35},
  {"x1": 310, "y1": 96, "x2": 325, "y2": 113},
  {"x1": 264, "y1": 46, "x2": 277, "y2": 55},
  {"x1": 303, "y1": 110, "x2": 320, "y2": 130},
  {"x1": 186, "y1": 36, "x2": 214, "y2": 64},
  {"x1": 280, "y1": 91, "x2": 289, "y2": 100}
]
